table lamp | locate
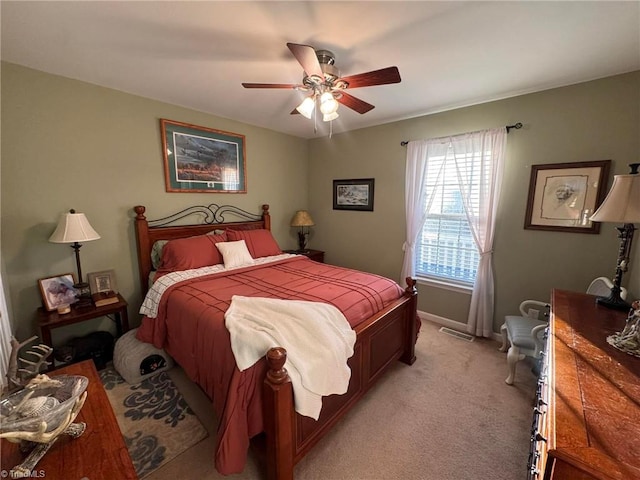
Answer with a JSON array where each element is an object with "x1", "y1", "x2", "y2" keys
[
  {"x1": 49, "y1": 209, "x2": 100, "y2": 308},
  {"x1": 589, "y1": 163, "x2": 640, "y2": 311},
  {"x1": 290, "y1": 210, "x2": 315, "y2": 252}
]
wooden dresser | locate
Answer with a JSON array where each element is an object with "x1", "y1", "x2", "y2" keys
[{"x1": 531, "y1": 289, "x2": 640, "y2": 480}]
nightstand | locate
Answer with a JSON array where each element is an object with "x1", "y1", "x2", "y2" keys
[
  {"x1": 36, "y1": 293, "x2": 129, "y2": 367},
  {"x1": 285, "y1": 249, "x2": 325, "y2": 263}
]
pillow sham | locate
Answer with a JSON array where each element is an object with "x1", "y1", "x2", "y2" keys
[
  {"x1": 216, "y1": 240, "x2": 254, "y2": 268},
  {"x1": 150, "y1": 229, "x2": 226, "y2": 270},
  {"x1": 150, "y1": 240, "x2": 169, "y2": 270},
  {"x1": 226, "y1": 229, "x2": 282, "y2": 258},
  {"x1": 157, "y1": 232, "x2": 227, "y2": 274}
]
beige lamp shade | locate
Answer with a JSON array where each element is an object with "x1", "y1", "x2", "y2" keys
[
  {"x1": 590, "y1": 174, "x2": 640, "y2": 223},
  {"x1": 49, "y1": 210, "x2": 101, "y2": 243},
  {"x1": 290, "y1": 210, "x2": 315, "y2": 227}
]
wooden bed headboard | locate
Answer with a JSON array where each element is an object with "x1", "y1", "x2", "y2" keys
[{"x1": 134, "y1": 204, "x2": 271, "y2": 293}]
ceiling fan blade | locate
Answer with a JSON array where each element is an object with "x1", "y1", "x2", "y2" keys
[
  {"x1": 287, "y1": 43, "x2": 324, "y2": 79},
  {"x1": 290, "y1": 108, "x2": 300, "y2": 115},
  {"x1": 340, "y1": 66, "x2": 401, "y2": 89},
  {"x1": 242, "y1": 83, "x2": 299, "y2": 89},
  {"x1": 337, "y1": 92, "x2": 375, "y2": 114}
]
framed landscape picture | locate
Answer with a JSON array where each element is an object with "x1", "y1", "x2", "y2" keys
[
  {"x1": 160, "y1": 119, "x2": 246, "y2": 193},
  {"x1": 524, "y1": 160, "x2": 610, "y2": 233},
  {"x1": 333, "y1": 178, "x2": 375, "y2": 211}
]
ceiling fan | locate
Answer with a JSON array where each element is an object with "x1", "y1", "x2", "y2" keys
[{"x1": 242, "y1": 43, "x2": 401, "y2": 123}]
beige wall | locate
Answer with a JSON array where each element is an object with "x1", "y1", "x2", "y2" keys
[
  {"x1": 2, "y1": 62, "x2": 638, "y2": 346},
  {"x1": 1, "y1": 62, "x2": 308, "y2": 343},
  {"x1": 308, "y1": 71, "x2": 640, "y2": 332}
]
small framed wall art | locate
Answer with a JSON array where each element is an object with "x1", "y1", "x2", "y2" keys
[
  {"x1": 38, "y1": 273, "x2": 77, "y2": 311},
  {"x1": 160, "y1": 119, "x2": 247, "y2": 193},
  {"x1": 333, "y1": 178, "x2": 375, "y2": 211},
  {"x1": 524, "y1": 160, "x2": 611, "y2": 233}
]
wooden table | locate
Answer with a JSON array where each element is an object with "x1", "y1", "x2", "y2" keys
[
  {"x1": 36, "y1": 293, "x2": 129, "y2": 368},
  {"x1": 1, "y1": 360, "x2": 137, "y2": 479}
]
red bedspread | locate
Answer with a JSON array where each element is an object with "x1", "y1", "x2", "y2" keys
[{"x1": 136, "y1": 256, "x2": 404, "y2": 474}]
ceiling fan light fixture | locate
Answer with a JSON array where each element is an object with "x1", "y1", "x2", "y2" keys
[
  {"x1": 319, "y1": 92, "x2": 339, "y2": 115},
  {"x1": 323, "y1": 111, "x2": 339, "y2": 122},
  {"x1": 296, "y1": 96, "x2": 315, "y2": 119}
]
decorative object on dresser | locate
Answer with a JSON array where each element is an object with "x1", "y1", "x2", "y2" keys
[
  {"x1": 607, "y1": 299, "x2": 640, "y2": 357},
  {"x1": 5, "y1": 335, "x2": 52, "y2": 391},
  {"x1": 37, "y1": 273, "x2": 78, "y2": 312},
  {"x1": 290, "y1": 210, "x2": 315, "y2": 252},
  {"x1": 0, "y1": 373, "x2": 89, "y2": 478},
  {"x1": 49, "y1": 209, "x2": 101, "y2": 308},
  {"x1": 524, "y1": 160, "x2": 610, "y2": 233},
  {"x1": 160, "y1": 118, "x2": 246, "y2": 194},
  {"x1": 333, "y1": 178, "x2": 375, "y2": 211},
  {"x1": 87, "y1": 269, "x2": 119, "y2": 307},
  {"x1": 530, "y1": 289, "x2": 640, "y2": 480},
  {"x1": 589, "y1": 163, "x2": 640, "y2": 311}
]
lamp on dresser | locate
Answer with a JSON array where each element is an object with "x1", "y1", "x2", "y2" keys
[
  {"x1": 49, "y1": 209, "x2": 100, "y2": 308},
  {"x1": 589, "y1": 163, "x2": 640, "y2": 311},
  {"x1": 290, "y1": 210, "x2": 315, "y2": 252}
]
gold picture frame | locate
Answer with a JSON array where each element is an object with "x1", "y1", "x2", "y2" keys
[{"x1": 524, "y1": 160, "x2": 611, "y2": 233}]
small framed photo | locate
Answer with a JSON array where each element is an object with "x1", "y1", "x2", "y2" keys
[
  {"x1": 38, "y1": 273, "x2": 77, "y2": 311},
  {"x1": 87, "y1": 269, "x2": 118, "y2": 295},
  {"x1": 333, "y1": 178, "x2": 375, "y2": 211},
  {"x1": 524, "y1": 160, "x2": 611, "y2": 234},
  {"x1": 160, "y1": 119, "x2": 247, "y2": 193}
]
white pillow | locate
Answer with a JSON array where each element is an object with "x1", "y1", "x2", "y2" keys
[{"x1": 216, "y1": 240, "x2": 254, "y2": 268}]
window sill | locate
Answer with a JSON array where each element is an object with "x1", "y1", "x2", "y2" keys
[{"x1": 416, "y1": 276, "x2": 473, "y2": 294}]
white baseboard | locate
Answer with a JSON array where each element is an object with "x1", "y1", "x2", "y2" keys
[{"x1": 418, "y1": 310, "x2": 502, "y2": 342}]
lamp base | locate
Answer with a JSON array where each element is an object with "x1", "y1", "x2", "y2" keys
[
  {"x1": 596, "y1": 293, "x2": 632, "y2": 311},
  {"x1": 73, "y1": 282, "x2": 93, "y2": 309}
]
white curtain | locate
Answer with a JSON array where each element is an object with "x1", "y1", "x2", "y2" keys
[
  {"x1": 450, "y1": 128, "x2": 507, "y2": 336},
  {"x1": 402, "y1": 128, "x2": 506, "y2": 337},
  {"x1": 400, "y1": 138, "x2": 450, "y2": 284}
]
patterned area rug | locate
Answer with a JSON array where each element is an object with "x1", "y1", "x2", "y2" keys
[{"x1": 99, "y1": 366, "x2": 208, "y2": 478}]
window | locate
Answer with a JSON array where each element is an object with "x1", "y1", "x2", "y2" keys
[{"x1": 414, "y1": 146, "x2": 481, "y2": 285}]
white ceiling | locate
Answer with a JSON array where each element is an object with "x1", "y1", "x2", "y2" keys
[{"x1": 2, "y1": 1, "x2": 639, "y2": 139}]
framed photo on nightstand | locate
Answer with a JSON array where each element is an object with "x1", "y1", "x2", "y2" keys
[
  {"x1": 87, "y1": 269, "x2": 118, "y2": 295},
  {"x1": 38, "y1": 273, "x2": 78, "y2": 311}
]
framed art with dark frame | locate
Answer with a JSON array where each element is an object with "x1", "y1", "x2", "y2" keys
[
  {"x1": 38, "y1": 273, "x2": 77, "y2": 311},
  {"x1": 333, "y1": 178, "x2": 375, "y2": 211},
  {"x1": 87, "y1": 269, "x2": 118, "y2": 295},
  {"x1": 524, "y1": 160, "x2": 611, "y2": 234},
  {"x1": 160, "y1": 119, "x2": 247, "y2": 193}
]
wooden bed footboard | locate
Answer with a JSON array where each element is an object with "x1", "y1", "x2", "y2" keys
[{"x1": 262, "y1": 278, "x2": 418, "y2": 480}]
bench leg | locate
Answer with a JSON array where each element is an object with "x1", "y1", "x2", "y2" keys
[{"x1": 505, "y1": 345, "x2": 524, "y2": 385}]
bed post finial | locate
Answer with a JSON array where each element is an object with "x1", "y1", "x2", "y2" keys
[
  {"x1": 263, "y1": 347, "x2": 294, "y2": 480},
  {"x1": 134, "y1": 205, "x2": 146, "y2": 220},
  {"x1": 262, "y1": 204, "x2": 272, "y2": 231}
]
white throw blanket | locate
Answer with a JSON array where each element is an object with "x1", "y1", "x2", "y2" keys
[{"x1": 224, "y1": 295, "x2": 356, "y2": 420}]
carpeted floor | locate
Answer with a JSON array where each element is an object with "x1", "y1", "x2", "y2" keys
[
  {"x1": 145, "y1": 319, "x2": 538, "y2": 480},
  {"x1": 100, "y1": 366, "x2": 208, "y2": 478}
]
